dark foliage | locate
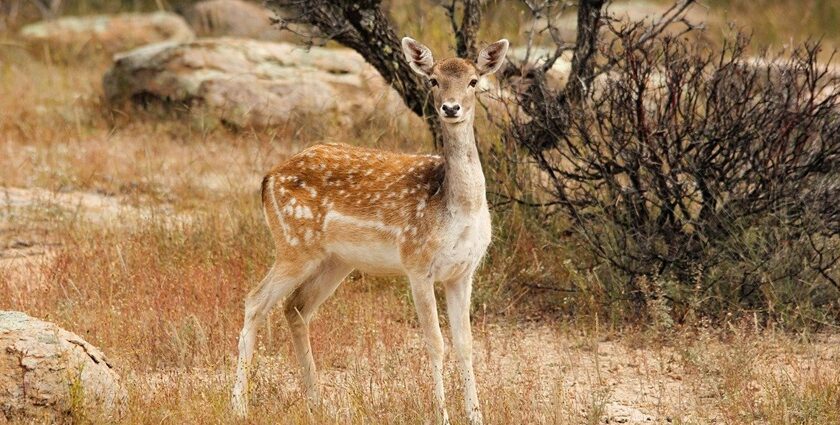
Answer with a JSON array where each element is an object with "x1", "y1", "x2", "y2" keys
[{"x1": 504, "y1": 28, "x2": 840, "y2": 324}]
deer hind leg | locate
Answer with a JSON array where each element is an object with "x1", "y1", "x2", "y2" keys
[
  {"x1": 283, "y1": 257, "x2": 353, "y2": 406},
  {"x1": 232, "y1": 260, "x2": 319, "y2": 417},
  {"x1": 445, "y1": 272, "x2": 482, "y2": 425},
  {"x1": 408, "y1": 273, "x2": 450, "y2": 425}
]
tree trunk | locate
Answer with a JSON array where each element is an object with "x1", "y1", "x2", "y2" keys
[
  {"x1": 265, "y1": 0, "x2": 444, "y2": 146},
  {"x1": 567, "y1": 0, "x2": 606, "y2": 103}
]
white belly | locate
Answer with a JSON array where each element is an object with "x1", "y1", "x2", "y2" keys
[
  {"x1": 322, "y1": 210, "x2": 405, "y2": 275},
  {"x1": 327, "y1": 239, "x2": 404, "y2": 275}
]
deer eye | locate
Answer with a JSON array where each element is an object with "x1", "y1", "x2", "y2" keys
[
  {"x1": 429, "y1": 78, "x2": 438, "y2": 87},
  {"x1": 469, "y1": 79, "x2": 478, "y2": 87}
]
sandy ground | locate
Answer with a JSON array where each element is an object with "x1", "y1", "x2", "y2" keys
[{"x1": 123, "y1": 320, "x2": 840, "y2": 424}]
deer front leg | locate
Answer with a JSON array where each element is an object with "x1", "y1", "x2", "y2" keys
[
  {"x1": 408, "y1": 274, "x2": 450, "y2": 425},
  {"x1": 445, "y1": 272, "x2": 482, "y2": 425}
]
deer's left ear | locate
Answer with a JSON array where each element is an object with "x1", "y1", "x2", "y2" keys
[{"x1": 476, "y1": 39, "x2": 509, "y2": 76}]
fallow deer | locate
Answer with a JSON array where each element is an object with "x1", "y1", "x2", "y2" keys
[{"x1": 231, "y1": 36, "x2": 509, "y2": 425}]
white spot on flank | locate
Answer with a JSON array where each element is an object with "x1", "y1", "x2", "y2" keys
[{"x1": 294, "y1": 205, "x2": 313, "y2": 219}]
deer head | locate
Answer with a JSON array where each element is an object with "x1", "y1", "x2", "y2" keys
[{"x1": 402, "y1": 37, "x2": 509, "y2": 124}]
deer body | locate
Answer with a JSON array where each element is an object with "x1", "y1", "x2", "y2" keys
[
  {"x1": 260, "y1": 141, "x2": 490, "y2": 279},
  {"x1": 232, "y1": 36, "x2": 509, "y2": 425}
]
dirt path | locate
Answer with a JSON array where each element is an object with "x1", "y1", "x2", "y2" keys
[{"x1": 125, "y1": 321, "x2": 840, "y2": 424}]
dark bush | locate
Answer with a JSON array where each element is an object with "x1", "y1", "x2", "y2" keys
[{"x1": 502, "y1": 29, "x2": 840, "y2": 326}]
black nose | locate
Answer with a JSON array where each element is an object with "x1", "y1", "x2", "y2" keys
[{"x1": 441, "y1": 104, "x2": 461, "y2": 117}]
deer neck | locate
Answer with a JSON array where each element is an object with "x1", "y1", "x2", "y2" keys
[{"x1": 441, "y1": 115, "x2": 485, "y2": 215}]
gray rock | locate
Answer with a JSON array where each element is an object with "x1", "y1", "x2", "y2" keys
[
  {"x1": 180, "y1": 0, "x2": 292, "y2": 41},
  {"x1": 19, "y1": 12, "x2": 194, "y2": 61},
  {"x1": 103, "y1": 38, "x2": 405, "y2": 128},
  {"x1": 0, "y1": 311, "x2": 125, "y2": 421},
  {"x1": 603, "y1": 402, "x2": 655, "y2": 424}
]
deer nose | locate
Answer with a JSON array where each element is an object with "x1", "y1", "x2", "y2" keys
[{"x1": 441, "y1": 103, "x2": 461, "y2": 117}]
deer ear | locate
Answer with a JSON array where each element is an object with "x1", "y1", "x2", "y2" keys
[
  {"x1": 476, "y1": 39, "x2": 509, "y2": 76},
  {"x1": 402, "y1": 37, "x2": 435, "y2": 77}
]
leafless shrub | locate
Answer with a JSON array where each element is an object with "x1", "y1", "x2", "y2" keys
[{"x1": 502, "y1": 25, "x2": 840, "y2": 325}]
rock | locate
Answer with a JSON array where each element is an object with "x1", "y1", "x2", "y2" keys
[
  {"x1": 504, "y1": 46, "x2": 572, "y2": 91},
  {"x1": 19, "y1": 12, "x2": 194, "y2": 62},
  {"x1": 602, "y1": 402, "x2": 655, "y2": 424},
  {"x1": 524, "y1": 1, "x2": 710, "y2": 48},
  {"x1": 179, "y1": 0, "x2": 291, "y2": 41},
  {"x1": 103, "y1": 38, "x2": 406, "y2": 128},
  {"x1": 0, "y1": 311, "x2": 126, "y2": 421}
]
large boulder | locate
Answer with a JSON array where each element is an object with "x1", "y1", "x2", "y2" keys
[
  {"x1": 523, "y1": 1, "x2": 710, "y2": 50},
  {"x1": 179, "y1": 0, "x2": 291, "y2": 41},
  {"x1": 504, "y1": 46, "x2": 572, "y2": 91},
  {"x1": 103, "y1": 38, "x2": 406, "y2": 128},
  {"x1": 19, "y1": 12, "x2": 194, "y2": 62},
  {"x1": 0, "y1": 311, "x2": 125, "y2": 421}
]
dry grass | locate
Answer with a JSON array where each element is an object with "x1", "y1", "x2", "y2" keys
[
  {"x1": 3, "y1": 207, "x2": 839, "y2": 424},
  {"x1": 2, "y1": 5, "x2": 840, "y2": 424}
]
